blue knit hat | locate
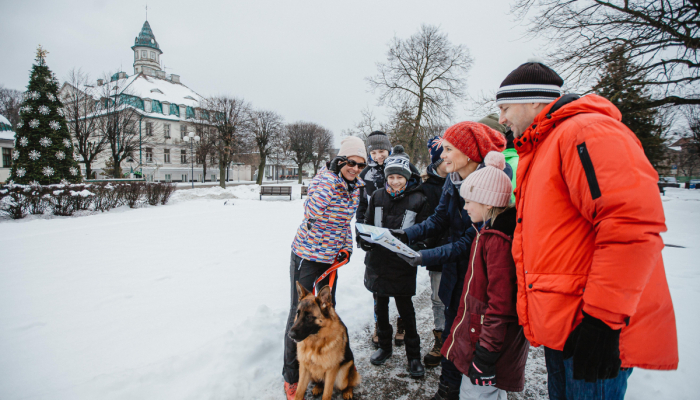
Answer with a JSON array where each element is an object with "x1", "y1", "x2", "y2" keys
[{"x1": 427, "y1": 136, "x2": 444, "y2": 165}]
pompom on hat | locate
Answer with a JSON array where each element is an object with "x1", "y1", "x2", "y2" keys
[
  {"x1": 384, "y1": 145, "x2": 412, "y2": 180},
  {"x1": 442, "y1": 121, "x2": 506, "y2": 163},
  {"x1": 459, "y1": 151, "x2": 513, "y2": 208}
]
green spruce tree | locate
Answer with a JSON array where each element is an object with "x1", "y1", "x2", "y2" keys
[
  {"x1": 593, "y1": 46, "x2": 667, "y2": 168},
  {"x1": 9, "y1": 46, "x2": 82, "y2": 184}
]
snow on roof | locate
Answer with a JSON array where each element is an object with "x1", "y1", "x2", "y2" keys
[
  {"x1": 119, "y1": 74, "x2": 203, "y2": 107},
  {"x1": 0, "y1": 114, "x2": 14, "y2": 140},
  {"x1": 0, "y1": 115, "x2": 10, "y2": 126}
]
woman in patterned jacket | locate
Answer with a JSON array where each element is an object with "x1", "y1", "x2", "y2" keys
[{"x1": 282, "y1": 136, "x2": 367, "y2": 400}]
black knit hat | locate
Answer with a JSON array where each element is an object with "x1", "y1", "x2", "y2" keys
[
  {"x1": 496, "y1": 58, "x2": 563, "y2": 105},
  {"x1": 366, "y1": 131, "x2": 392, "y2": 153}
]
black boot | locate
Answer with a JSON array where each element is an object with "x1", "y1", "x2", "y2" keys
[
  {"x1": 407, "y1": 358, "x2": 425, "y2": 378},
  {"x1": 430, "y1": 377, "x2": 460, "y2": 400},
  {"x1": 370, "y1": 348, "x2": 393, "y2": 365},
  {"x1": 371, "y1": 326, "x2": 393, "y2": 365},
  {"x1": 424, "y1": 330, "x2": 443, "y2": 368}
]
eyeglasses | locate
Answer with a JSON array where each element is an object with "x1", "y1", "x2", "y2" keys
[{"x1": 345, "y1": 159, "x2": 367, "y2": 169}]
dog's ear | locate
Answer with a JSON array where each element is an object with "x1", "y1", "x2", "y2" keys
[
  {"x1": 316, "y1": 285, "x2": 333, "y2": 311},
  {"x1": 296, "y1": 281, "x2": 311, "y2": 302}
]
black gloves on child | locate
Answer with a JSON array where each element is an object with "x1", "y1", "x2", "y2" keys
[
  {"x1": 563, "y1": 311, "x2": 622, "y2": 383},
  {"x1": 389, "y1": 229, "x2": 409, "y2": 244},
  {"x1": 468, "y1": 342, "x2": 500, "y2": 386}
]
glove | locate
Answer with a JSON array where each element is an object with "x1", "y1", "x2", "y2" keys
[
  {"x1": 358, "y1": 236, "x2": 374, "y2": 251},
  {"x1": 468, "y1": 342, "x2": 500, "y2": 386},
  {"x1": 335, "y1": 250, "x2": 351, "y2": 263},
  {"x1": 389, "y1": 229, "x2": 409, "y2": 244},
  {"x1": 328, "y1": 156, "x2": 348, "y2": 174},
  {"x1": 397, "y1": 251, "x2": 423, "y2": 267},
  {"x1": 563, "y1": 311, "x2": 622, "y2": 383}
]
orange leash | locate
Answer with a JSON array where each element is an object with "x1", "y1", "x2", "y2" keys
[{"x1": 313, "y1": 249, "x2": 350, "y2": 296}]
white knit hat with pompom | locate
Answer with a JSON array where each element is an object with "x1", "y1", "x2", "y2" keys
[{"x1": 459, "y1": 151, "x2": 513, "y2": 207}]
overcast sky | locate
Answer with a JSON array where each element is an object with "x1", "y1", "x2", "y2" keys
[{"x1": 0, "y1": 0, "x2": 543, "y2": 144}]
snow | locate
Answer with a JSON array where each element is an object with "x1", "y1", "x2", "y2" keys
[
  {"x1": 0, "y1": 186, "x2": 698, "y2": 399},
  {"x1": 0, "y1": 131, "x2": 14, "y2": 140}
]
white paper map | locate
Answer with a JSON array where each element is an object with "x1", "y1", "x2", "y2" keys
[{"x1": 356, "y1": 223, "x2": 420, "y2": 258}]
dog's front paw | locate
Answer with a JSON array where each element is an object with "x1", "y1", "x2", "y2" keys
[
  {"x1": 341, "y1": 388, "x2": 354, "y2": 399},
  {"x1": 311, "y1": 382, "x2": 323, "y2": 397}
]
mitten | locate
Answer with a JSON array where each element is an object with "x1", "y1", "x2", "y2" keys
[
  {"x1": 358, "y1": 237, "x2": 374, "y2": 251},
  {"x1": 468, "y1": 342, "x2": 500, "y2": 386},
  {"x1": 563, "y1": 311, "x2": 622, "y2": 383},
  {"x1": 389, "y1": 229, "x2": 409, "y2": 244}
]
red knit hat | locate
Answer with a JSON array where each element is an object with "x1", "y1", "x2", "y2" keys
[{"x1": 442, "y1": 121, "x2": 507, "y2": 163}]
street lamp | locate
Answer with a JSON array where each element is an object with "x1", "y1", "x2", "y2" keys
[{"x1": 183, "y1": 131, "x2": 200, "y2": 189}]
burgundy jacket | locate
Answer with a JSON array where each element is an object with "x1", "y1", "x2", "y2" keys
[{"x1": 441, "y1": 207, "x2": 529, "y2": 392}]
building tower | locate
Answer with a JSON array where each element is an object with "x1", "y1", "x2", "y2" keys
[{"x1": 132, "y1": 21, "x2": 163, "y2": 76}]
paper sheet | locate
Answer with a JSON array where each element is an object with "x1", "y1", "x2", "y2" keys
[{"x1": 356, "y1": 223, "x2": 420, "y2": 258}]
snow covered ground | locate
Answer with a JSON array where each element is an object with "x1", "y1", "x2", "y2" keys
[{"x1": 0, "y1": 185, "x2": 698, "y2": 399}]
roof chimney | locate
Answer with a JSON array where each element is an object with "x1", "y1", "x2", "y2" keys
[{"x1": 170, "y1": 74, "x2": 180, "y2": 84}]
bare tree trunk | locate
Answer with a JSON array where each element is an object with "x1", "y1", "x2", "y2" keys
[
  {"x1": 219, "y1": 161, "x2": 226, "y2": 188},
  {"x1": 256, "y1": 157, "x2": 266, "y2": 185},
  {"x1": 297, "y1": 163, "x2": 303, "y2": 184}
]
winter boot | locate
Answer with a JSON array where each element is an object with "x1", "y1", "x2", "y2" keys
[
  {"x1": 394, "y1": 317, "x2": 405, "y2": 346},
  {"x1": 372, "y1": 322, "x2": 379, "y2": 349},
  {"x1": 424, "y1": 329, "x2": 443, "y2": 368},
  {"x1": 407, "y1": 358, "x2": 425, "y2": 378},
  {"x1": 430, "y1": 378, "x2": 460, "y2": 400},
  {"x1": 371, "y1": 326, "x2": 393, "y2": 365},
  {"x1": 283, "y1": 382, "x2": 297, "y2": 400}
]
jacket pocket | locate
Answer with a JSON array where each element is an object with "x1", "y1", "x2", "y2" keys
[
  {"x1": 469, "y1": 313, "x2": 483, "y2": 344},
  {"x1": 576, "y1": 142, "x2": 601, "y2": 200}
]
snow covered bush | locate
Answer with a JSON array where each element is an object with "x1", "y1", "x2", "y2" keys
[
  {"x1": 160, "y1": 182, "x2": 175, "y2": 205},
  {"x1": 26, "y1": 185, "x2": 50, "y2": 215},
  {"x1": 48, "y1": 188, "x2": 76, "y2": 216},
  {"x1": 143, "y1": 182, "x2": 175, "y2": 206},
  {"x1": 0, "y1": 185, "x2": 29, "y2": 219},
  {"x1": 122, "y1": 182, "x2": 144, "y2": 208}
]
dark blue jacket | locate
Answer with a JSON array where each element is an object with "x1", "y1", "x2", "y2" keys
[{"x1": 406, "y1": 163, "x2": 512, "y2": 310}]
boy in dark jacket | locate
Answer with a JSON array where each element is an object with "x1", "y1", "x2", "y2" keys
[{"x1": 361, "y1": 146, "x2": 431, "y2": 378}]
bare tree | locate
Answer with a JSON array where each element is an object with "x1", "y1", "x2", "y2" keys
[
  {"x1": 0, "y1": 85, "x2": 23, "y2": 128},
  {"x1": 188, "y1": 114, "x2": 218, "y2": 182},
  {"x1": 342, "y1": 106, "x2": 379, "y2": 141},
  {"x1": 95, "y1": 76, "x2": 148, "y2": 178},
  {"x1": 204, "y1": 96, "x2": 252, "y2": 188},
  {"x1": 250, "y1": 110, "x2": 284, "y2": 185},
  {"x1": 512, "y1": 0, "x2": 700, "y2": 107},
  {"x1": 62, "y1": 69, "x2": 108, "y2": 179},
  {"x1": 286, "y1": 122, "x2": 317, "y2": 184},
  {"x1": 310, "y1": 126, "x2": 334, "y2": 177},
  {"x1": 368, "y1": 24, "x2": 473, "y2": 161}
]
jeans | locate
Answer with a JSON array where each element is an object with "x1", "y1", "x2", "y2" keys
[
  {"x1": 375, "y1": 295, "x2": 420, "y2": 360},
  {"x1": 430, "y1": 271, "x2": 445, "y2": 331},
  {"x1": 459, "y1": 375, "x2": 507, "y2": 400},
  {"x1": 282, "y1": 252, "x2": 337, "y2": 384},
  {"x1": 544, "y1": 347, "x2": 633, "y2": 400}
]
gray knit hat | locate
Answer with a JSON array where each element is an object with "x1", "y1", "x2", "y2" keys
[
  {"x1": 477, "y1": 113, "x2": 508, "y2": 135},
  {"x1": 384, "y1": 145, "x2": 411, "y2": 180},
  {"x1": 366, "y1": 131, "x2": 392, "y2": 153}
]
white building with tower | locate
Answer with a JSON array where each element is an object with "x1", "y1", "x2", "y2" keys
[{"x1": 60, "y1": 20, "x2": 253, "y2": 183}]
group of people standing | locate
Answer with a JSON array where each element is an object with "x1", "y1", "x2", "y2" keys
[{"x1": 283, "y1": 59, "x2": 678, "y2": 400}]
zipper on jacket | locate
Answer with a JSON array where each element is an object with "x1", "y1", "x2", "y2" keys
[
  {"x1": 576, "y1": 142, "x2": 601, "y2": 200},
  {"x1": 445, "y1": 227, "x2": 481, "y2": 360}
]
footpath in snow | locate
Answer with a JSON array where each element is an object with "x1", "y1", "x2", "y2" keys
[{"x1": 0, "y1": 185, "x2": 697, "y2": 399}]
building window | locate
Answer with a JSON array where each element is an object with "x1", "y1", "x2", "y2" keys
[
  {"x1": 165, "y1": 174, "x2": 172, "y2": 182},
  {"x1": 2, "y1": 148, "x2": 11, "y2": 168},
  {"x1": 151, "y1": 51, "x2": 155, "y2": 60},
  {"x1": 181, "y1": 149, "x2": 187, "y2": 164},
  {"x1": 182, "y1": 174, "x2": 187, "y2": 182},
  {"x1": 211, "y1": 174, "x2": 216, "y2": 182},
  {"x1": 164, "y1": 124, "x2": 171, "y2": 138},
  {"x1": 146, "y1": 122, "x2": 153, "y2": 136},
  {"x1": 180, "y1": 124, "x2": 187, "y2": 139},
  {"x1": 151, "y1": 100, "x2": 163, "y2": 114},
  {"x1": 186, "y1": 106, "x2": 195, "y2": 119},
  {"x1": 164, "y1": 149, "x2": 170, "y2": 163},
  {"x1": 142, "y1": 50, "x2": 147, "y2": 58},
  {"x1": 169, "y1": 103, "x2": 180, "y2": 117},
  {"x1": 146, "y1": 147, "x2": 153, "y2": 163}
]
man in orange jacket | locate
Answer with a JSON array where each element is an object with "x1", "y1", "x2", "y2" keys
[{"x1": 496, "y1": 59, "x2": 678, "y2": 400}]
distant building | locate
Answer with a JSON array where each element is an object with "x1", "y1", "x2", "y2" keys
[
  {"x1": 0, "y1": 115, "x2": 15, "y2": 183},
  {"x1": 59, "y1": 20, "x2": 253, "y2": 183}
]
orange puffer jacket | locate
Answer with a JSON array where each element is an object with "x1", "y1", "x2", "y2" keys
[{"x1": 512, "y1": 94, "x2": 678, "y2": 370}]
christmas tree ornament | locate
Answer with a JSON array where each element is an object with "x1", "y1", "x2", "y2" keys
[
  {"x1": 29, "y1": 119, "x2": 39, "y2": 128},
  {"x1": 69, "y1": 167, "x2": 78, "y2": 176},
  {"x1": 63, "y1": 138, "x2": 71, "y2": 148},
  {"x1": 42, "y1": 166, "x2": 55, "y2": 177},
  {"x1": 17, "y1": 120, "x2": 24, "y2": 128},
  {"x1": 39, "y1": 137, "x2": 52, "y2": 147},
  {"x1": 47, "y1": 93, "x2": 56, "y2": 102},
  {"x1": 29, "y1": 150, "x2": 41, "y2": 160},
  {"x1": 21, "y1": 106, "x2": 32, "y2": 114},
  {"x1": 55, "y1": 151, "x2": 65, "y2": 160},
  {"x1": 12, "y1": 150, "x2": 19, "y2": 160},
  {"x1": 19, "y1": 137, "x2": 29, "y2": 146},
  {"x1": 16, "y1": 168, "x2": 26, "y2": 177},
  {"x1": 49, "y1": 121, "x2": 60, "y2": 130},
  {"x1": 38, "y1": 105, "x2": 50, "y2": 115}
]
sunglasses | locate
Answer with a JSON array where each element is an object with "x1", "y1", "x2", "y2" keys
[{"x1": 344, "y1": 159, "x2": 367, "y2": 169}]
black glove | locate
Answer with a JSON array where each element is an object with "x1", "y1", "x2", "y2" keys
[
  {"x1": 335, "y1": 251, "x2": 351, "y2": 263},
  {"x1": 563, "y1": 311, "x2": 622, "y2": 383},
  {"x1": 328, "y1": 156, "x2": 348, "y2": 174},
  {"x1": 468, "y1": 342, "x2": 500, "y2": 386},
  {"x1": 358, "y1": 236, "x2": 374, "y2": 251},
  {"x1": 397, "y1": 251, "x2": 423, "y2": 267},
  {"x1": 389, "y1": 229, "x2": 409, "y2": 244}
]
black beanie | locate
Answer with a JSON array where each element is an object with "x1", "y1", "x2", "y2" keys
[{"x1": 496, "y1": 58, "x2": 563, "y2": 105}]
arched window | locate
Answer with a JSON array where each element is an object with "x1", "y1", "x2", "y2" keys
[{"x1": 142, "y1": 50, "x2": 147, "y2": 58}]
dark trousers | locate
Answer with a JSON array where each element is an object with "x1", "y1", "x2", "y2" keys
[
  {"x1": 544, "y1": 347, "x2": 633, "y2": 400},
  {"x1": 439, "y1": 305, "x2": 462, "y2": 388},
  {"x1": 375, "y1": 295, "x2": 420, "y2": 360},
  {"x1": 282, "y1": 251, "x2": 337, "y2": 384}
]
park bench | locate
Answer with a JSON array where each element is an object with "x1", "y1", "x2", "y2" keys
[
  {"x1": 659, "y1": 184, "x2": 665, "y2": 196},
  {"x1": 301, "y1": 185, "x2": 308, "y2": 199},
  {"x1": 260, "y1": 185, "x2": 292, "y2": 201}
]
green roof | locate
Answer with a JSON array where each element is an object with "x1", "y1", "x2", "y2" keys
[{"x1": 132, "y1": 21, "x2": 160, "y2": 51}]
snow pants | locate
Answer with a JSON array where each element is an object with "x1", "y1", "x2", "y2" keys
[
  {"x1": 459, "y1": 376, "x2": 507, "y2": 400},
  {"x1": 282, "y1": 252, "x2": 337, "y2": 384},
  {"x1": 375, "y1": 294, "x2": 420, "y2": 360}
]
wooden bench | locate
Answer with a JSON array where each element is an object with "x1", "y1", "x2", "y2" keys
[
  {"x1": 658, "y1": 184, "x2": 665, "y2": 196},
  {"x1": 301, "y1": 185, "x2": 308, "y2": 199},
  {"x1": 260, "y1": 185, "x2": 292, "y2": 200}
]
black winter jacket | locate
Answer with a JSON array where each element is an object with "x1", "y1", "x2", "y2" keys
[
  {"x1": 420, "y1": 163, "x2": 450, "y2": 272},
  {"x1": 363, "y1": 173, "x2": 431, "y2": 297}
]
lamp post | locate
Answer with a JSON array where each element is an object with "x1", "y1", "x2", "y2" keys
[{"x1": 183, "y1": 131, "x2": 200, "y2": 189}]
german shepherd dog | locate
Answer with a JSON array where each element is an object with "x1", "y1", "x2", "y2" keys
[{"x1": 288, "y1": 282, "x2": 360, "y2": 400}]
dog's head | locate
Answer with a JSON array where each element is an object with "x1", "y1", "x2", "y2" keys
[{"x1": 288, "y1": 282, "x2": 334, "y2": 343}]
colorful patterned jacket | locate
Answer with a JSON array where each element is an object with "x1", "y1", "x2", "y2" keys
[{"x1": 292, "y1": 166, "x2": 365, "y2": 263}]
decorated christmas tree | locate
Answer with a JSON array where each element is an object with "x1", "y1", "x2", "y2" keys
[{"x1": 9, "y1": 46, "x2": 82, "y2": 184}]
